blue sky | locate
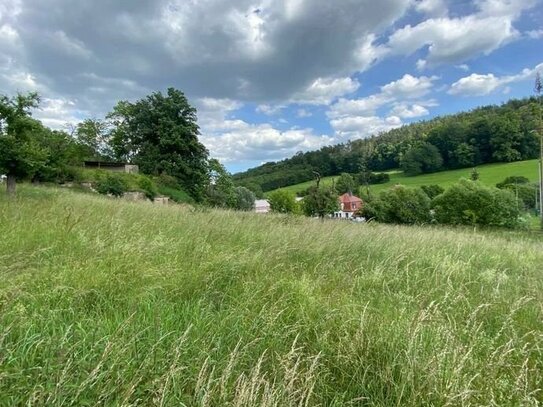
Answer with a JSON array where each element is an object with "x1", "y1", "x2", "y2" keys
[{"x1": 0, "y1": 0, "x2": 542, "y2": 172}]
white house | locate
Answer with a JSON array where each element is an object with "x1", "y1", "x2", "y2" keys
[{"x1": 255, "y1": 199, "x2": 271, "y2": 213}]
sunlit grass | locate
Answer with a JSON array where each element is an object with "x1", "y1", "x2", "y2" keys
[{"x1": 0, "y1": 186, "x2": 542, "y2": 405}]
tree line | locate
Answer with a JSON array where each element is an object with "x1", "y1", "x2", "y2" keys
[
  {"x1": 234, "y1": 97, "x2": 542, "y2": 193},
  {"x1": 0, "y1": 89, "x2": 255, "y2": 210}
]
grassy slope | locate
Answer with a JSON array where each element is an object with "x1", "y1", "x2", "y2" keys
[
  {"x1": 269, "y1": 159, "x2": 540, "y2": 196},
  {"x1": 1, "y1": 187, "x2": 542, "y2": 406}
]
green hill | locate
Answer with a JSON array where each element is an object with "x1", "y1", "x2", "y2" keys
[
  {"x1": 1, "y1": 187, "x2": 542, "y2": 405},
  {"x1": 269, "y1": 159, "x2": 540, "y2": 197},
  {"x1": 235, "y1": 97, "x2": 542, "y2": 195}
]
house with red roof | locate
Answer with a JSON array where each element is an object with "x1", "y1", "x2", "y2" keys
[{"x1": 334, "y1": 192, "x2": 364, "y2": 219}]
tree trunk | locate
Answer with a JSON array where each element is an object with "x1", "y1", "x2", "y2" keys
[{"x1": 6, "y1": 174, "x2": 16, "y2": 196}]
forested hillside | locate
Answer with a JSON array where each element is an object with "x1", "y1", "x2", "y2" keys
[{"x1": 234, "y1": 97, "x2": 542, "y2": 194}]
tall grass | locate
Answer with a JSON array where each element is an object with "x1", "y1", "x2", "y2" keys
[{"x1": 0, "y1": 186, "x2": 542, "y2": 406}]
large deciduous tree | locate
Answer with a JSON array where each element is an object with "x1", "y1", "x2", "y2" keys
[
  {"x1": 108, "y1": 88, "x2": 209, "y2": 200},
  {"x1": 0, "y1": 92, "x2": 47, "y2": 195}
]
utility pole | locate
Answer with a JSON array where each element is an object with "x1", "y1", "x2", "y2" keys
[{"x1": 535, "y1": 72, "x2": 543, "y2": 229}]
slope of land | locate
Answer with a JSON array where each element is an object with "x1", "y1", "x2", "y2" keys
[
  {"x1": 269, "y1": 159, "x2": 540, "y2": 196},
  {"x1": 0, "y1": 187, "x2": 542, "y2": 406}
]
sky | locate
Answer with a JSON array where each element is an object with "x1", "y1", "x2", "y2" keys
[{"x1": 0, "y1": 0, "x2": 542, "y2": 173}]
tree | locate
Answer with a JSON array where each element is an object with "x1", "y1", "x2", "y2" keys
[
  {"x1": 107, "y1": 88, "x2": 209, "y2": 201},
  {"x1": 336, "y1": 172, "x2": 357, "y2": 194},
  {"x1": 74, "y1": 118, "x2": 113, "y2": 160},
  {"x1": 302, "y1": 186, "x2": 339, "y2": 218},
  {"x1": 206, "y1": 159, "x2": 235, "y2": 208},
  {"x1": 366, "y1": 186, "x2": 432, "y2": 225},
  {"x1": 233, "y1": 186, "x2": 255, "y2": 211},
  {"x1": 470, "y1": 168, "x2": 480, "y2": 181},
  {"x1": 401, "y1": 143, "x2": 443, "y2": 176},
  {"x1": 268, "y1": 190, "x2": 298, "y2": 214},
  {"x1": 0, "y1": 92, "x2": 47, "y2": 195},
  {"x1": 432, "y1": 179, "x2": 522, "y2": 228}
]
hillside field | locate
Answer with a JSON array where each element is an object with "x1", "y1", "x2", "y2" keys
[
  {"x1": 0, "y1": 187, "x2": 542, "y2": 406},
  {"x1": 268, "y1": 159, "x2": 540, "y2": 196}
]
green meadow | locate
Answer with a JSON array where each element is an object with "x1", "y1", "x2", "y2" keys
[
  {"x1": 270, "y1": 159, "x2": 540, "y2": 196},
  {"x1": 0, "y1": 187, "x2": 542, "y2": 406}
]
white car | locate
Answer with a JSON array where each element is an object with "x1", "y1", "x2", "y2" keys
[{"x1": 0, "y1": 175, "x2": 6, "y2": 184}]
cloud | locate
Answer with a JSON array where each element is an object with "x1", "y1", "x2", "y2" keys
[
  {"x1": 526, "y1": 29, "x2": 543, "y2": 39},
  {"x1": 296, "y1": 108, "x2": 312, "y2": 118},
  {"x1": 290, "y1": 76, "x2": 360, "y2": 105},
  {"x1": 390, "y1": 103, "x2": 430, "y2": 118},
  {"x1": 196, "y1": 97, "x2": 331, "y2": 163},
  {"x1": 3, "y1": 0, "x2": 410, "y2": 104},
  {"x1": 329, "y1": 115, "x2": 402, "y2": 139},
  {"x1": 381, "y1": 74, "x2": 438, "y2": 98},
  {"x1": 448, "y1": 62, "x2": 543, "y2": 96},
  {"x1": 201, "y1": 121, "x2": 334, "y2": 163},
  {"x1": 415, "y1": 0, "x2": 448, "y2": 17},
  {"x1": 388, "y1": 0, "x2": 536, "y2": 66},
  {"x1": 256, "y1": 104, "x2": 286, "y2": 116}
]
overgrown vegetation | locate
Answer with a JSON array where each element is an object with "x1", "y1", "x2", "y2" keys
[{"x1": 0, "y1": 187, "x2": 542, "y2": 405}]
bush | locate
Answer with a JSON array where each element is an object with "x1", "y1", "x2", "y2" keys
[
  {"x1": 421, "y1": 184, "x2": 445, "y2": 199},
  {"x1": 95, "y1": 173, "x2": 128, "y2": 197},
  {"x1": 137, "y1": 176, "x2": 158, "y2": 200},
  {"x1": 233, "y1": 186, "x2": 255, "y2": 211},
  {"x1": 498, "y1": 183, "x2": 538, "y2": 210},
  {"x1": 366, "y1": 186, "x2": 432, "y2": 224},
  {"x1": 268, "y1": 190, "x2": 299, "y2": 214},
  {"x1": 358, "y1": 172, "x2": 390, "y2": 185},
  {"x1": 432, "y1": 179, "x2": 522, "y2": 228},
  {"x1": 496, "y1": 176, "x2": 530, "y2": 189}
]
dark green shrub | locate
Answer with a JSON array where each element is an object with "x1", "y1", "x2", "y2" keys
[
  {"x1": 95, "y1": 174, "x2": 128, "y2": 197},
  {"x1": 432, "y1": 179, "x2": 522, "y2": 228},
  {"x1": 496, "y1": 176, "x2": 530, "y2": 189},
  {"x1": 137, "y1": 176, "x2": 158, "y2": 200},
  {"x1": 421, "y1": 184, "x2": 445, "y2": 199},
  {"x1": 367, "y1": 186, "x2": 432, "y2": 224},
  {"x1": 358, "y1": 172, "x2": 391, "y2": 185}
]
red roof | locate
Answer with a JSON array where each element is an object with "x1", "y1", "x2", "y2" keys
[{"x1": 339, "y1": 193, "x2": 363, "y2": 204}]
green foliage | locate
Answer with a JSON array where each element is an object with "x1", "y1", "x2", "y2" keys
[
  {"x1": 0, "y1": 92, "x2": 48, "y2": 191},
  {"x1": 233, "y1": 186, "x2": 255, "y2": 211},
  {"x1": 74, "y1": 118, "x2": 113, "y2": 160},
  {"x1": 432, "y1": 179, "x2": 522, "y2": 228},
  {"x1": 366, "y1": 186, "x2": 432, "y2": 224},
  {"x1": 95, "y1": 173, "x2": 128, "y2": 197},
  {"x1": 137, "y1": 176, "x2": 158, "y2": 200},
  {"x1": 496, "y1": 176, "x2": 530, "y2": 188},
  {"x1": 470, "y1": 168, "x2": 480, "y2": 181},
  {"x1": 420, "y1": 184, "x2": 445, "y2": 199},
  {"x1": 206, "y1": 159, "x2": 236, "y2": 208},
  {"x1": 107, "y1": 88, "x2": 209, "y2": 201},
  {"x1": 301, "y1": 186, "x2": 339, "y2": 218},
  {"x1": 496, "y1": 176, "x2": 538, "y2": 210},
  {"x1": 358, "y1": 171, "x2": 390, "y2": 185},
  {"x1": 401, "y1": 143, "x2": 444, "y2": 176},
  {"x1": 335, "y1": 172, "x2": 357, "y2": 194},
  {"x1": 268, "y1": 189, "x2": 298, "y2": 214}
]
